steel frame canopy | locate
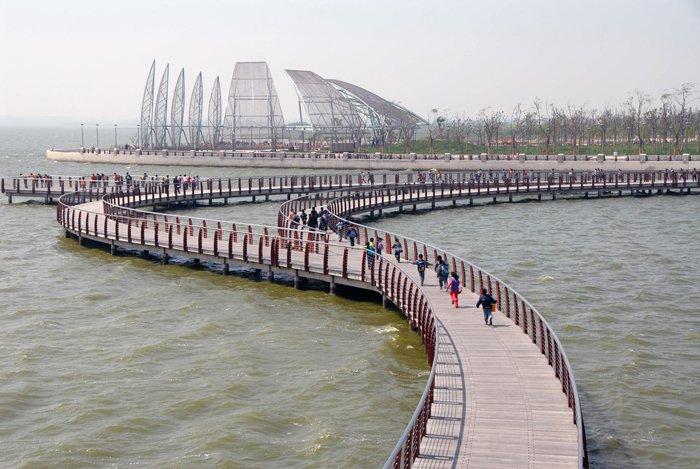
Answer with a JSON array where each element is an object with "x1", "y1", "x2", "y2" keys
[
  {"x1": 140, "y1": 61, "x2": 427, "y2": 150},
  {"x1": 223, "y1": 62, "x2": 285, "y2": 149},
  {"x1": 327, "y1": 79, "x2": 427, "y2": 130},
  {"x1": 285, "y1": 70, "x2": 365, "y2": 141}
]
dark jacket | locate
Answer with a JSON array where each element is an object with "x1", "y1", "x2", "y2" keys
[{"x1": 476, "y1": 294, "x2": 496, "y2": 310}]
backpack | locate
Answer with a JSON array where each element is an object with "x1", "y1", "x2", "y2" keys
[
  {"x1": 348, "y1": 228, "x2": 357, "y2": 238},
  {"x1": 417, "y1": 260, "x2": 426, "y2": 272},
  {"x1": 438, "y1": 263, "x2": 449, "y2": 277}
]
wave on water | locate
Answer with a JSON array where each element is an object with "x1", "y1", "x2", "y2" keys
[{"x1": 372, "y1": 325, "x2": 399, "y2": 334}]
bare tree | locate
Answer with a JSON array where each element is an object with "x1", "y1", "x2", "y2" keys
[
  {"x1": 662, "y1": 83, "x2": 696, "y2": 154},
  {"x1": 566, "y1": 104, "x2": 587, "y2": 154},
  {"x1": 477, "y1": 108, "x2": 505, "y2": 155},
  {"x1": 533, "y1": 98, "x2": 554, "y2": 154},
  {"x1": 586, "y1": 109, "x2": 598, "y2": 149},
  {"x1": 550, "y1": 105, "x2": 564, "y2": 154},
  {"x1": 464, "y1": 117, "x2": 474, "y2": 153},
  {"x1": 645, "y1": 108, "x2": 660, "y2": 153},
  {"x1": 449, "y1": 113, "x2": 468, "y2": 154},
  {"x1": 625, "y1": 90, "x2": 652, "y2": 154},
  {"x1": 396, "y1": 111, "x2": 417, "y2": 154},
  {"x1": 427, "y1": 108, "x2": 446, "y2": 154},
  {"x1": 597, "y1": 107, "x2": 611, "y2": 153},
  {"x1": 523, "y1": 111, "x2": 536, "y2": 153},
  {"x1": 692, "y1": 108, "x2": 700, "y2": 153},
  {"x1": 510, "y1": 103, "x2": 525, "y2": 155}
]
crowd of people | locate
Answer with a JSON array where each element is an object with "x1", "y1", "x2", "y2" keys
[{"x1": 288, "y1": 207, "x2": 331, "y2": 231}]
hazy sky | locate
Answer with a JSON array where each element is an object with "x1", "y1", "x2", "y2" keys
[{"x1": 1, "y1": 0, "x2": 699, "y2": 125}]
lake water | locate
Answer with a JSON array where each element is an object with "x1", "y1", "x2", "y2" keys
[{"x1": 1, "y1": 127, "x2": 699, "y2": 468}]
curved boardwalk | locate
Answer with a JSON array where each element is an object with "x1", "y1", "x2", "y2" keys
[
  {"x1": 7, "y1": 170, "x2": 696, "y2": 467},
  {"x1": 414, "y1": 287, "x2": 578, "y2": 468}
]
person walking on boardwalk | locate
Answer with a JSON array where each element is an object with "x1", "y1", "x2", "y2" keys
[
  {"x1": 365, "y1": 240, "x2": 375, "y2": 269},
  {"x1": 375, "y1": 238, "x2": 383, "y2": 256},
  {"x1": 692, "y1": 168, "x2": 697, "y2": 182},
  {"x1": 392, "y1": 239, "x2": 403, "y2": 263},
  {"x1": 412, "y1": 254, "x2": 431, "y2": 286},
  {"x1": 318, "y1": 214, "x2": 328, "y2": 232},
  {"x1": 307, "y1": 210, "x2": 318, "y2": 229},
  {"x1": 447, "y1": 272, "x2": 461, "y2": 308},
  {"x1": 435, "y1": 256, "x2": 450, "y2": 290},
  {"x1": 476, "y1": 288, "x2": 497, "y2": 325},
  {"x1": 347, "y1": 225, "x2": 358, "y2": 247},
  {"x1": 335, "y1": 221, "x2": 347, "y2": 242}
]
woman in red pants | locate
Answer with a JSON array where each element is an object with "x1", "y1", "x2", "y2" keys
[{"x1": 447, "y1": 272, "x2": 461, "y2": 308}]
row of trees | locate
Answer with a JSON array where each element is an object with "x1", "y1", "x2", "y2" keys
[{"x1": 427, "y1": 83, "x2": 699, "y2": 155}]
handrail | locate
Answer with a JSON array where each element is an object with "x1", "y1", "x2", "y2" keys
[
  {"x1": 49, "y1": 146, "x2": 696, "y2": 161},
  {"x1": 56, "y1": 183, "x2": 442, "y2": 468},
  {"x1": 277, "y1": 184, "x2": 591, "y2": 468},
  {"x1": 6, "y1": 170, "x2": 696, "y2": 198},
  {"x1": 48, "y1": 171, "x2": 699, "y2": 468}
]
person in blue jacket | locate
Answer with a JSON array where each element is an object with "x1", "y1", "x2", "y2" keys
[{"x1": 476, "y1": 288, "x2": 497, "y2": 325}]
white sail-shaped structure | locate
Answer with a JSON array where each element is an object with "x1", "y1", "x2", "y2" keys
[
  {"x1": 223, "y1": 62, "x2": 285, "y2": 149},
  {"x1": 153, "y1": 65, "x2": 169, "y2": 149},
  {"x1": 139, "y1": 61, "x2": 428, "y2": 150},
  {"x1": 208, "y1": 77, "x2": 222, "y2": 149},
  {"x1": 139, "y1": 60, "x2": 156, "y2": 148},
  {"x1": 188, "y1": 72, "x2": 204, "y2": 149},
  {"x1": 171, "y1": 68, "x2": 186, "y2": 149}
]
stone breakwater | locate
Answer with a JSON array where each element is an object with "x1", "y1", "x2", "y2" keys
[{"x1": 47, "y1": 149, "x2": 695, "y2": 171}]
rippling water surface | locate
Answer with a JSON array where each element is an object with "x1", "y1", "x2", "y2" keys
[
  {"x1": 0, "y1": 128, "x2": 429, "y2": 468},
  {"x1": 2, "y1": 127, "x2": 700, "y2": 468}
]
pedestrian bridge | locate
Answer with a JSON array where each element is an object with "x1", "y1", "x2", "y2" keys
[{"x1": 6, "y1": 170, "x2": 697, "y2": 468}]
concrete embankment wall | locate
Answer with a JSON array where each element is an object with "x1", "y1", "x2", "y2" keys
[{"x1": 46, "y1": 150, "x2": 695, "y2": 172}]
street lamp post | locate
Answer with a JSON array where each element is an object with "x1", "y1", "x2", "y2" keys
[
  {"x1": 96, "y1": 124, "x2": 99, "y2": 148},
  {"x1": 114, "y1": 124, "x2": 117, "y2": 148},
  {"x1": 137, "y1": 125, "x2": 140, "y2": 148},
  {"x1": 81, "y1": 124, "x2": 84, "y2": 147}
]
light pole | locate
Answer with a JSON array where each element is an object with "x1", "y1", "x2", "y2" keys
[
  {"x1": 96, "y1": 124, "x2": 99, "y2": 148},
  {"x1": 114, "y1": 124, "x2": 117, "y2": 148},
  {"x1": 137, "y1": 125, "x2": 140, "y2": 148},
  {"x1": 81, "y1": 124, "x2": 84, "y2": 147}
]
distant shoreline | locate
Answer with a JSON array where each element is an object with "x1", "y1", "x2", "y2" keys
[{"x1": 46, "y1": 148, "x2": 695, "y2": 171}]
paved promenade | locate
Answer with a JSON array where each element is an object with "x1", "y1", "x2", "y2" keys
[{"x1": 46, "y1": 148, "x2": 695, "y2": 172}]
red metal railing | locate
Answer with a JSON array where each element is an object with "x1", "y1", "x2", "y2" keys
[
  {"x1": 278, "y1": 184, "x2": 590, "y2": 469},
  {"x1": 56, "y1": 182, "x2": 441, "y2": 469},
  {"x1": 50, "y1": 168, "x2": 700, "y2": 469}
]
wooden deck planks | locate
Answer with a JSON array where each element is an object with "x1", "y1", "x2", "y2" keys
[{"x1": 406, "y1": 266, "x2": 579, "y2": 468}]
